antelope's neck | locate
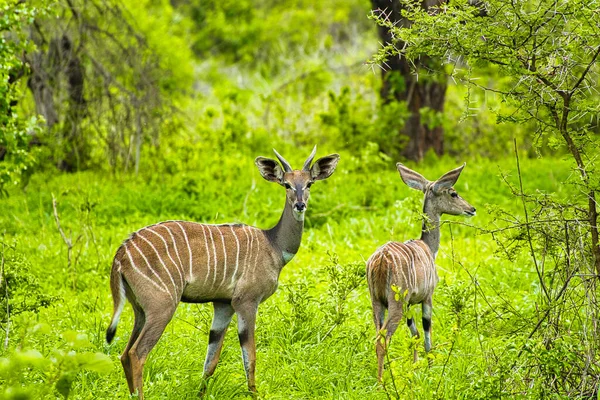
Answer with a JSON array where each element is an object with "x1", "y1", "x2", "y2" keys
[
  {"x1": 265, "y1": 201, "x2": 304, "y2": 267},
  {"x1": 420, "y1": 203, "x2": 441, "y2": 259}
]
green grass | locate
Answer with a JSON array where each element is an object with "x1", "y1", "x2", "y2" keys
[{"x1": 0, "y1": 150, "x2": 578, "y2": 399}]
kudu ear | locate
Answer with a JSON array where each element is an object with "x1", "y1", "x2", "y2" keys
[
  {"x1": 397, "y1": 163, "x2": 429, "y2": 192},
  {"x1": 309, "y1": 154, "x2": 340, "y2": 181},
  {"x1": 255, "y1": 157, "x2": 284, "y2": 184},
  {"x1": 432, "y1": 163, "x2": 465, "y2": 193}
]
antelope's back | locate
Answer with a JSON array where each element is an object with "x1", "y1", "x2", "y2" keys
[
  {"x1": 113, "y1": 221, "x2": 282, "y2": 306},
  {"x1": 366, "y1": 240, "x2": 437, "y2": 305}
]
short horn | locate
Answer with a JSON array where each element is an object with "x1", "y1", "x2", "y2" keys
[
  {"x1": 273, "y1": 148, "x2": 292, "y2": 172},
  {"x1": 302, "y1": 145, "x2": 317, "y2": 171}
]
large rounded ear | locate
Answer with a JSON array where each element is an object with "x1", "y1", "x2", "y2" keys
[
  {"x1": 397, "y1": 163, "x2": 429, "y2": 192},
  {"x1": 255, "y1": 157, "x2": 284, "y2": 183},
  {"x1": 310, "y1": 154, "x2": 340, "y2": 181},
  {"x1": 432, "y1": 163, "x2": 465, "y2": 193}
]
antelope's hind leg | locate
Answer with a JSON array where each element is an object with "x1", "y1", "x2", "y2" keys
[
  {"x1": 377, "y1": 294, "x2": 404, "y2": 381},
  {"x1": 126, "y1": 302, "x2": 178, "y2": 399},
  {"x1": 371, "y1": 299, "x2": 386, "y2": 382},
  {"x1": 121, "y1": 301, "x2": 145, "y2": 394}
]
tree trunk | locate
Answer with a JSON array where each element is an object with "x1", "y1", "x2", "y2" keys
[{"x1": 371, "y1": 0, "x2": 447, "y2": 161}]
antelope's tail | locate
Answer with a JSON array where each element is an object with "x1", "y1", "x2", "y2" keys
[{"x1": 106, "y1": 260, "x2": 126, "y2": 344}]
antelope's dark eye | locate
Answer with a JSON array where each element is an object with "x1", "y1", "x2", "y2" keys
[
  {"x1": 451, "y1": 192, "x2": 458, "y2": 198},
  {"x1": 284, "y1": 182, "x2": 292, "y2": 189},
  {"x1": 306, "y1": 182, "x2": 313, "y2": 189}
]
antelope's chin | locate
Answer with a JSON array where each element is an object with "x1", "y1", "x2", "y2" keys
[
  {"x1": 464, "y1": 210, "x2": 476, "y2": 217},
  {"x1": 292, "y1": 209, "x2": 305, "y2": 222}
]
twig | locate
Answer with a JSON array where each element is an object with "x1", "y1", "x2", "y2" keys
[
  {"x1": 514, "y1": 139, "x2": 550, "y2": 302},
  {"x1": 1, "y1": 238, "x2": 9, "y2": 350},
  {"x1": 52, "y1": 195, "x2": 76, "y2": 290},
  {"x1": 435, "y1": 329, "x2": 457, "y2": 396}
]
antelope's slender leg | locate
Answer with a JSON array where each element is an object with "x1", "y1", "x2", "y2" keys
[
  {"x1": 384, "y1": 294, "x2": 404, "y2": 343},
  {"x1": 203, "y1": 302, "x2": 235, "y2": 378},
  {"x1": 121, "y1": 301, "x2": 145, "y2": 394},
  {"x1": 406, "y1": 314, "x2": 420, "y2": 363},
  {"x1": 371, "y1": 300, "x2": 386, "y2": 382},
  {"x1": 127, "y1": 305, "x2": 177, "y2": 399},
  {"x1": 422, "y1": 297, "x2": 433, "y2": 366},
  {"x1": 233, "y1": 299, "x2": 259, "y2": 393},
  {"x1": 377, "y1": 295, "x2": 404, "y2": 382}
]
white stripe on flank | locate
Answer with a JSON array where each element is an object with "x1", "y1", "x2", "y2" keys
[
  {"x1": 395, "y1": 244, "x2": 415, "y2": 288},
  {"x1": 247, "y1": 228, "x2": 255, "y2": 274},
  {"x1": 230, "y1": 226, "x2": 241, "y2": 286},
  {"x1": 207, "y1": 226, "x2": 219, "y2": 287},
  {"x1": 160, "y1": 225, "x2": 186, "y2": 282},
  {"x1": 393, "y1": 243, "x2": 415, "y2": 288},
  {"x1": 240, "y1": 226, "x2": 251, "y2": 278},
  {"x1": 386, "y1": 245, "x2": 406, "y2": 286},
  {"x1": 388, "y1": 250, "x2": 408, "y2": 291},
  {"x1": 218, "y1": 228, "x2": 228, "y2": 288},
  {"x1": 124, "y1": 242, "x2": 168, "y2": 294},
  {"x1": 174, "y1": 222, "x2": 193, "y2": 280},
  {"x1": 146, "y1": 227, "x2": 184, "y2": 287},
  {"x1": 200, "y1": 225, "x2": 211, "y2": 285},
  {"x1": 130, "y1": 239, "x2": 175, "y2": 303},
  {"x1": 411, "y1": 243, "x2": 430, "y2": 287},
  {"x1": 252, "y1": 230, "x2": 261, "y2": 275},
  {"x1": 138, "y1": 231, "x2": 179, "y2": 297},
  {"x1": 417, "y1": 243, "x2": 436, "y2": 287},
  {"x1": 246, "y1": 227, "x2": 256, "y2": 275}
]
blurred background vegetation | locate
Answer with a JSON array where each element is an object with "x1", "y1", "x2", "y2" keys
[{"x1": 1, "y1": 0, "x2": 599, "y2": 398}]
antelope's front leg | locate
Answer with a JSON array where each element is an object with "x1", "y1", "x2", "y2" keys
[
  {"x1": 233, "y1": 299, "x2": 259, "y2": 393},
  {"x1": 422, "y1": 297, "x2": 433, "y2": 366},
  {"x1": 203, "y1": 302, "x2": 235, "y2": 378}
]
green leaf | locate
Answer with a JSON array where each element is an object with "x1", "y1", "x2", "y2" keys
[{"x1": 76, "y1": 353, "x2": 114, "y2": 374}]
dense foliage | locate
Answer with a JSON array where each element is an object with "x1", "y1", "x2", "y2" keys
[
  {"x1": 372, "y1": 1, "x2": 600, "y2": 395},
  {"x1": 1, "y1": 0, "x2": 599, "y2": 398},
  {"x1": 0, "y1": 1, "x2": 45, "y2": 195}
]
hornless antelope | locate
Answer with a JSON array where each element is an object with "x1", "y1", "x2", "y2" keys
[
  {"x1": 366, "y1": 163, "x2": 475, "y2": 381},
  {"x1": 106, "y1": 147, "x2": 339, "y2": 398}
]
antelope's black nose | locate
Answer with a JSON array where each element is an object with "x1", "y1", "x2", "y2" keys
[{"x1": 294, "y1": 202, "x2": 306, "y2": 212}]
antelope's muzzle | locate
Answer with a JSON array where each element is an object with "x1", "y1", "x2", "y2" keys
[{"x1": 294, "y1": 202, "x2": 306, "y2": 212}]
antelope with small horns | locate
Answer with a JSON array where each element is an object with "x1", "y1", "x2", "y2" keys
[
  {"x1": 106, "y1": 146, "x2": 339, "y2": 398},
  {"x1": 366, "y1": 163, "x2": 475, "y2": 381}
]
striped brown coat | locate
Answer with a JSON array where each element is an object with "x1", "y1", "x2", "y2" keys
[
  {"x1": 368, "y1": 163, "x2": 475, "y2": 381},
  {"x1": 366, "y1": 239, "x2": 437, "y2": 308},
  {"x1": 106, "y1": 147, "x2": 339, "y2": 399}
]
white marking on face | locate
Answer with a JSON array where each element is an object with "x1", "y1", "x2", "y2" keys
[{"x1": 292, "y1": 209, "x2": 305, "y2": 222}]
